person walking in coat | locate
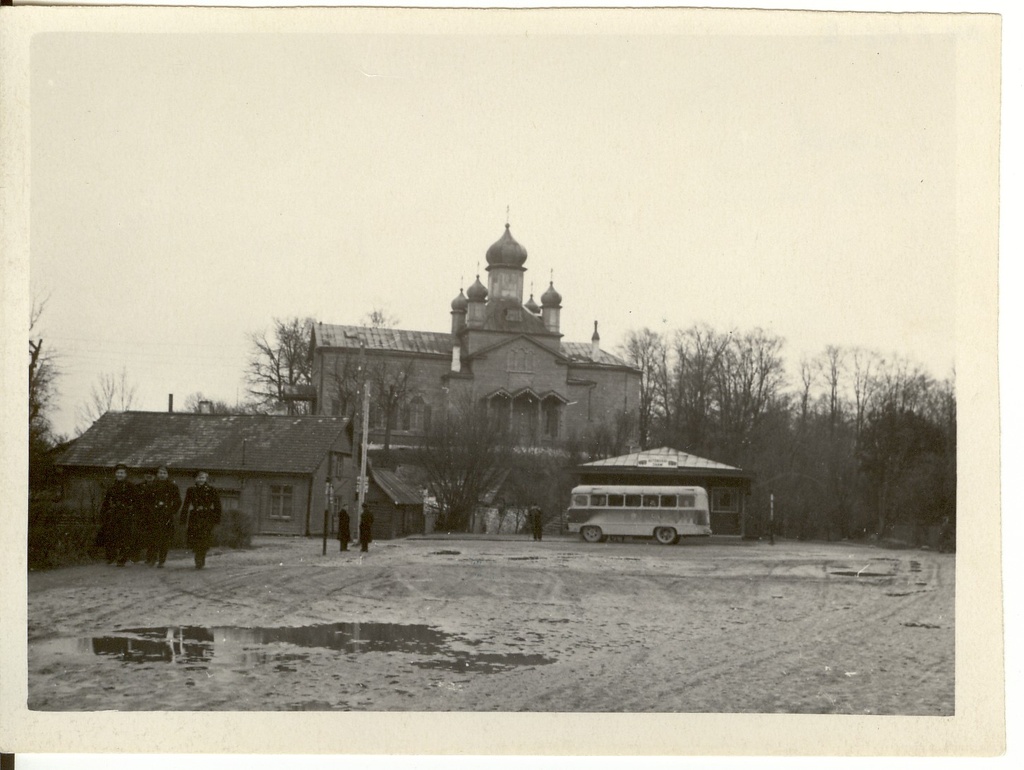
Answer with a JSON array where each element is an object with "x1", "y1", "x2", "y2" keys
[
  {"x1": 359, "y1": 504, "x2": 374, "y2": 552},
  {"x1": 337, "y1": 506, "x2": 351, "y2": 552},
  {"x1": 530, "y1": 504, "x2": 544, "y2": 541},
  {"x1": 97, "y1": 463, "x2": 136, "y2": 566},
  {"x1": 180, "y1": 470, "x2": 221, "y2": 569},
  {"x1": 143, "y1": 465, "x2": 182, "y2": 567}
]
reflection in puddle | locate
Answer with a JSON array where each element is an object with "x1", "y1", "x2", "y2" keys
[{"x1": 38, "y1": 622, "x2": 555, "y2": 674}]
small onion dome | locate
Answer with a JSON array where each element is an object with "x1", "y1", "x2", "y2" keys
[
  {"x1": 451, "y1": 289, "x2": 468, "y2": 312},
  {"x1": 486, "y1": 224, "x2": 528, "y2": 268},
  {"x1": 467, "y1": 275, "x2": 488, "y2": 302},
  {"x1": 541, "y1": 280, "x2": 562, "y2": 308},
  {"x1": 524, "y1": 293, "x2": 540, "y2": 314}
]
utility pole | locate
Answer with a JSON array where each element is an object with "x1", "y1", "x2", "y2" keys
[
  {"x1": 356, "y1": 378, "x2": 370, "y2": 542},
  {"x1": 769, "y1": 490, "x2": 775, "y2": 545}
]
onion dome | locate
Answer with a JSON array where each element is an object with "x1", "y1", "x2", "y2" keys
[
  {"x1": 467, "y1": 275, "x2": 488, "y2": 302},
  {"x1": 524, "y1": 293, "x2": 540, "y2": 314},
  {"x1": 451, "y1": 289, "x2": 468, "y2": 312},
  {"x1": 486, "y1": 224, "x2": 528, "y2": 268},
  {"x1": 541, "y1": 280, "x2": 562, "y2": 308}
]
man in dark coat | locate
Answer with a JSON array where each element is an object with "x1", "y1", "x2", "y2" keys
[
  {"x1": 97, "y1": 464, "x2": 136, "y2": 566},
  {"x1": 132, "y1": 468, "x2": 156, "y2": 562},
  {"x1": 337, "y1": 506, "x2": 351, "y2": 552},
  {"x1": 530, "y1": 504, "x2": 544, "y2": 541},
  {"x1": 143, "y1": 465, "x2": 182, "y2": 567},
  {"x1": 180, "y1": 470, "x2": 221, "y2": 569},
  {"x1": 359, "y1": 504, "x2": 374, "y2": 552}
]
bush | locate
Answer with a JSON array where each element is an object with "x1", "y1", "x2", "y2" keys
[
  {"x1": 28, "y1": 500, "x2": 99, "y2": 570},
  {"x1": 212, "y1": 509, "x2": 254, "y2": 549}
]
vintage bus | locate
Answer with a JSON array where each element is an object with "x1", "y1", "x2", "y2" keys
[{"x1": 566, "y1": 485, "x2": 712, "y2": 544}]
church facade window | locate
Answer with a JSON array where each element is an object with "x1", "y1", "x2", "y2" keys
[{"x1": 507, "y1": 347, "x2": 532, "y2": 373}]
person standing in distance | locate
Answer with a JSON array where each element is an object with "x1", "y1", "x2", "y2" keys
[
  {"x1": 146, "y1": 465, "x2": 182, "y2": 567},
  {"x1": 97, "y1": 463, "x2": 136, "y2": 566},
  {"x1": 337, "y1": 505, "x2": 351, "y2": 552},
  {"x1": 359, "y1": 504, "x2": 374, "y2": 553},
  {"x1": 530, "y1": 503, "x2": 544, "y2": 541},
  {"x1": 180, "y1": 470, "x2": 221, "y2": 569}
]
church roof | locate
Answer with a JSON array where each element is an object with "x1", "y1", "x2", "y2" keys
[
  {"x1": 561, "y1": 341, "x2": 632, "y2": 367},
  {"x1": 313, "y1": 324, "x2": 454, "y2": 356},
  {"x1": 313, "y1": 323, "x2": 636, "y2": 369},
  {"x1": 485, "y1": 224, "x2": 528, "y2": 268},
  {"x1": 479, "y1": 298, "x2": 551, "y2": 334}
]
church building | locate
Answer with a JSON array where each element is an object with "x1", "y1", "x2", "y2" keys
[{"x1": 309, "y1": 223, "x2": 642, "y2": 450}]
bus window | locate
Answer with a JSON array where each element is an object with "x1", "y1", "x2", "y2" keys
[
  {"x1": 642, "y1": 495, "x2": 659, "y2": 507},
  {"x1": 679, "y1": 494, "x2": 696, "y2": 508},
  {"x1": 591, "y1": 494, "x2": 607, "y2": 506},
  {"x1": 572, "y1": 495, "x2": 589, "y2": 507},
  {"x1": 660, "y1": 495, "x2": 677, "y2": 508},
  {"x1": 624, "y1": 494, "x2": 641, "y2": 507},
  {"x1": 608, "y1": 494, "x2": 624, "y2": 507}
]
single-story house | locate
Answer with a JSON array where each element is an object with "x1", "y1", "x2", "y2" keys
[
  {"x1": 575, "y1": 446, "x2": 755, "y2": 536},
  {"x1": 361, "y1": 467, "x2": 426, "y2": 540},
  {"x1": 54, "y1": 411, "x2": 355, "y2": 537}
]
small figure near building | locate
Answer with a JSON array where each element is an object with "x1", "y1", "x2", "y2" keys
[
  {"x1": 530, "y1": 504, "x2": 544, "y2": 541},
  {"x1": 338, "y1": 506, "x2": 351, "y2": 552},
  {"x1": 180, "y1": 470, "x2": 222, "y2": 569},
  {"x1": 144, "y1": 465, "x2": 182, "y2": 567},
  {"x1": 359, "y1": 504, "x2": 374, "y2": 552},
  {"x1": 96, "y1": 463, "x2": 136, "y2": 566}
]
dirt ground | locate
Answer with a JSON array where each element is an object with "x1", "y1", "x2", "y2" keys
[{"x1": 26, "y1": 534, "x2": 954, "y2": 713}]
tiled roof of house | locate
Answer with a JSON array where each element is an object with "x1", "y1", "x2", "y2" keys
[
  {"x1": 370, "y1": 468, "x2": 423, "y2": 506},
  {"x1": 580, "y1": 446, "x2": 743, "y2": 471},
  {"x1": 56, "y1": 411, "x2": 351, "y2": 475}
]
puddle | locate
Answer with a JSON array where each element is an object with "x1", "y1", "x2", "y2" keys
[{"x1": 35, "y1": 622, "x2": 555, "y2": 674}]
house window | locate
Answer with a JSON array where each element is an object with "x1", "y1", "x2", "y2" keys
[
  {"x1": 712, "y1": 488, "x2": 739, "y2": 513},
  {"x1": 269, "y1": 485, "x2": 294, "y2": 520}
]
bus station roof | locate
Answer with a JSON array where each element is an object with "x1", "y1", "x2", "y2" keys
[{"x1": 580, "y1": 447, "x2": 743, "y2": 471}]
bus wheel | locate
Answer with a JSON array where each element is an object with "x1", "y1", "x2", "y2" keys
[
  {"x1": 581, "y1": 526, "x2": 604, "y2": 543},
  {"x1": 654, "y1": 527, "x2": 678, "y2": 545}
]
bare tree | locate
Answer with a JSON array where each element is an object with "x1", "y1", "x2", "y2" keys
[
  {"x1": 363, "y1": 306, "x2": 400, "y2": 329},
  {"x1": 29, "y1": 296, "x2": 58, "y2": 437},
  {"x1": 368, "y1": 357, "x2": 417, "y2": 455},
  {"x1": 620, "y1": 327, "x2": 664, "y2": 448},
  {"x1": 183, "y1": 391, "x2": 254, "y2": 414},
  {"x1": 77, "y1": 367, "x2": 137, "y2": 433},
  {"x1": 246, "y1": 316, "x2": 314, "y2": 414},
  {"x1": 414, "y1": 393, "x2": 513, "y2": 532},
  {"x1": 29, "y1": 295, "x2": 61, "y2": 492}
]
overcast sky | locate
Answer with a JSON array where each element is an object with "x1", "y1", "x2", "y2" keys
[{"x1": 30, "y1": 19, "x2": 961, "y2": 437}]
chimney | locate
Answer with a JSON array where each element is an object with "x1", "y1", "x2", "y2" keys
[
  {"x1": 199, "y1": 400, "x2": 213, "y2": 414},
  {"x1": 451, "y1": 342, "x2": 462, "y2": 373},
  {"x1": 168, "y1": 394, "x2": 174, "y2": 413},
  {"x1": 591, "y1": 321, "x2": 601, "y2": 360}
]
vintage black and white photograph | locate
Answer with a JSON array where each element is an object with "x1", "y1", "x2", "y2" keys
[{"x1": 0, "y1": 2, "x2": 1005, "y2": 759}]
